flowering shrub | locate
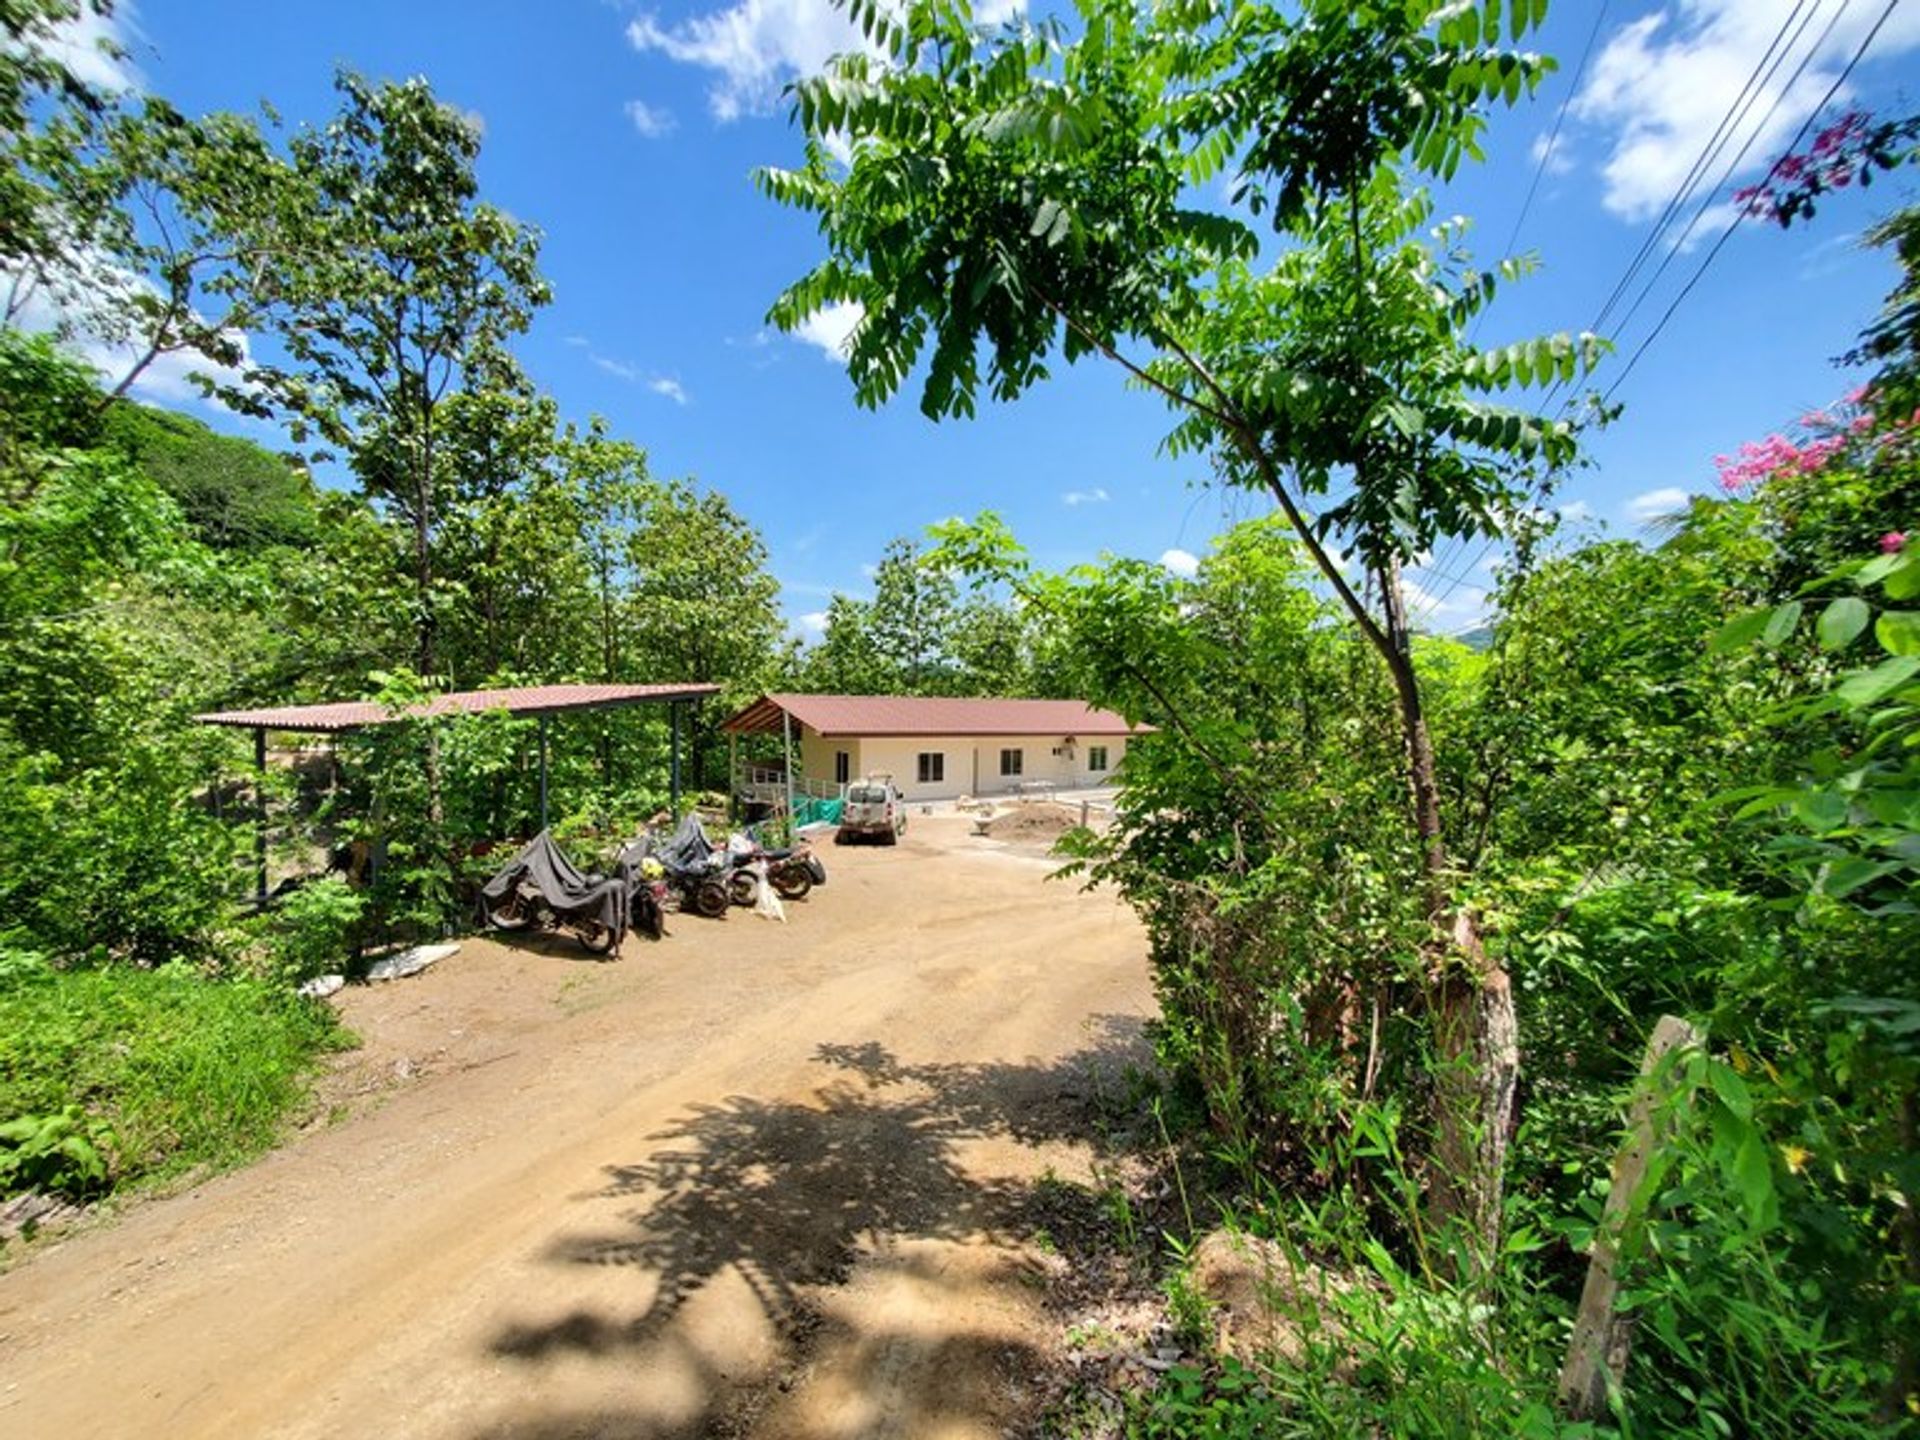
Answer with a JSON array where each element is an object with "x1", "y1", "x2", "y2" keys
[
  {"x1": 1735, "y1": 109, "x2": 1919, "y2": 228},
  {"x1": 1715, "y1": 389, "x2": 1875, "y2": 491}
]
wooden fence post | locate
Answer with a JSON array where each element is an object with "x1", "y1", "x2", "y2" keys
[{"x1": 1557, "y1": 1013, "x2": 1704, "y2": 1420}]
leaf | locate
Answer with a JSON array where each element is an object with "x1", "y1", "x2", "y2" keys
[
  {"x1": 1836, "y1": 655, "x2": 1920, "y2": 708},
  {"x1": 1760, "y1": 600, "x2": 1803, "y2": 649},
  {"x1": 1876, "y1": 611, "x2": 1920, "y2": 656},
  {"x1": 1709, "y1": 607, "x2": 1769, "y2": 654},
  {"x1": 1817, "y1": 596, "x2": 1871, "y2": 650},
  {"x1": 1886, "y1": 554, "x2": 1920, "y2": 601},
  {"x1": 1707, "y1": 1060, "x2": 1751, "y2": 1120}
]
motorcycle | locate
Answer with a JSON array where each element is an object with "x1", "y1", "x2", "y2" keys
[
  {"x1": 623, "y1": 814, "x2": 731, "y2": 920},
  {"x1": 480, "y1": 830, "x2": 632, "y2": 956},
  {"x1": 723, "y1": 835, "x2": 826, "y2": 906}
]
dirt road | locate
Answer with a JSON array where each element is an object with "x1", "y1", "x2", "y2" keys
[{"x1": 0, "y1": 817, "x2": 1151, "y2": 1439}]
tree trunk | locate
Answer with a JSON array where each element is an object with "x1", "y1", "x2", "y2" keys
[{"x1": 1377, "y1": 561, "x2": 1519, "y2": 1262}]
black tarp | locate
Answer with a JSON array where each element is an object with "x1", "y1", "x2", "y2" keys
[{"x1": 480, "y1": 830, "x2": 629, "y2": 944}]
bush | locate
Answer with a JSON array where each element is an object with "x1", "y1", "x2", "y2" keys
[
  {"x1": 0, "y1": 962, "x2": 349, "y2": 1200},
  {"x1": 256, "y1": 876, "x2": 364, "y2": 985}
]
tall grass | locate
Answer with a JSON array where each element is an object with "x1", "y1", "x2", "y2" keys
[{"x1": 0, "y1": 961, "x2": 350, "y2": 1197}]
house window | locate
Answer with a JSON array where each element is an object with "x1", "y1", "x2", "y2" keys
[
  {"x1": 916, "y1": 752, "x2": 944, "y2": 784},
  {"x1": 834, "y1": 750, "x2": 850, "y2": 785},
  {"x1": 999, "y1": 748, "x2": 1023, "y2": 777},
  {"x1": 1087, "y1": 745, "x2": 1109, "y2": 772}
]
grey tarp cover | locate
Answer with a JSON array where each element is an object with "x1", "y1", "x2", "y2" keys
[
  {"x1": 480, "y1": 830, "x2": 628, "y2": 944},
  {"x1": 621, "y1": 813, "x2": 720, "y2": 877}
]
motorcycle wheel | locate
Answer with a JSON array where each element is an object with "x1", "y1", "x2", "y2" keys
[
  {"x1": 488, "y1": 894, "x2": 533, "y2": 930},
  {"x1": 771, "y1": 865, "x2": 812, "y2": 900},
  {"x1": 692, "y1": 879, "x2": 730, "y2": 919},
  {"x1": 727, "y1": 870, "x2": 758, "y2": 907},
  {"x1": 576, "y1": 921, "x2": 617, "y2": 956}
]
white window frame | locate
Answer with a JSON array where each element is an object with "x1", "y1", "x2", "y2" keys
[
  {"x1": 917, "y1": 752, "x2": 944, "y2": 784},
  {"x1": 1087, "y1": 744, "x2": 1109, "y2": 772},
  {"x1": 999, "y1": 747, "x2": 1023, "y2": 777}
]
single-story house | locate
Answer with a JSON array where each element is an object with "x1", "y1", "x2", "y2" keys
[{"x1": 722, "y1": 693, "x2": 1148, "y2": 803}]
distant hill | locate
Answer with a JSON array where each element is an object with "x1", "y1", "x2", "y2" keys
[{"x1": 103, "y1": 403, "x2": 319, "y2": 551}]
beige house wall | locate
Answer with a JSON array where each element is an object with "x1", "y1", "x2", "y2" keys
[{"x1": 793, "y1": 731, "x2": 1128, "y2": 802}]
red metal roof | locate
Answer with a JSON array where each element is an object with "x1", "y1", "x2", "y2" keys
[
  {"x1": 722, "y1": 693, "x2": 1148, "y2": 738},
  {"x1": 197, "y1": 682, "x2": 721, "y2": 735}
]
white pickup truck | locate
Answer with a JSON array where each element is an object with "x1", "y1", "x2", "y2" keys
[{"x1": 837, "y1": 775, "x2": 908, "y2": 845}]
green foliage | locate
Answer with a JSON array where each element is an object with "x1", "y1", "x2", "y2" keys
[
  {"x1": 256, "y1": 877, "x2": 364, "y2": 986},
  {"x1": 101, "y1": 403, "x2": 318, "y2": 550},
  {"x1": 0, "y1": 1105, "x2": 113, "y2": 1201},
  {"x1": 0, "y1": 962, "x2": 347, "y2": 1200}
]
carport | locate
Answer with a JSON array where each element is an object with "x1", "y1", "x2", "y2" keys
[{"x1": 197, "y1": 682, "x2": 720, "y2": 898}]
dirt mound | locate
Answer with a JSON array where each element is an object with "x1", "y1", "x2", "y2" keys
[{"x1": 983, "y1": 802, "x2": 1089, "y2": 844}]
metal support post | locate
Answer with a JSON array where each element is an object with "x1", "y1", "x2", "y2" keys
[
  {"x1": 669, "y1": 700, "x2": 682, "y2": 810},
  {"x1": 782, "y1": 708, "x2": 797, "y2": 827},
  {"x1": 538, "y1": 712, "x2": 551, "y2": 833},
  {"x1": 254, "y1": 725, "x2": 268, "y2": 901}
]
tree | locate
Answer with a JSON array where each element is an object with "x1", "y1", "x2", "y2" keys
[
  {"x1": 803, "y1": 593, "x2": 889, "y2": 693},
  {"x1": 868, "y1": 536, "x2": 956, "y2": 692},
  {"x1": 624, "y1": 479, "x2": 784, "y2": 785},
  {"x1": 206, "y1": 72, "x2": 550, "y2": 679},
  {"x1": 761, "y1": 0, "x2": 1604, "y2": 1251}
]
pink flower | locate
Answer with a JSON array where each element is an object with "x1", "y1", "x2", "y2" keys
[{"x1": 1883, "y1": 532, "x2": 1908, "y2": 553}]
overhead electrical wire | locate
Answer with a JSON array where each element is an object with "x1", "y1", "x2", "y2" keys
[
  {"x1": 1411, "y1": 0, "x2": 1889, "y2": 626},
  {"x1": 1600, "y1": 0, "x2": 1898, "y2": 408}
]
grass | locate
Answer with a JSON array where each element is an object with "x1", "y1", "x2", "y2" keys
[{"x1": 0, "y1": 962, "x2": 352, "y2": 1199}]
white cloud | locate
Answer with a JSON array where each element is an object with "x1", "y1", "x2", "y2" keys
[
  {"x1": 624, "y1": 98, "x2": 677, "y2": 138},
  {"x1": 1529, "y1": 130, "x2": 1573, "y2": 177},
  {"x1": 1062, "y1": 487, "x2": 1109, "y2": 507},
  {"x1": 1570, "y1": 2, "x2": 1920, "y2": 226},
  {"x1": 648, "y1": 375, "x2": 691, "y2": 405},
  {"x1": 1159, "y1": 547, "x2": 1200, "y2": 579},
  {"x1": 591, "y1": 353, "x2": 641, "y2": 382},
  {"x1": 859, "y1": 562, "x2": 878, "y2": 579},
  {"x1": 629, "y1": 0, "x2": 1025, "y2": 121},
  {"x1": 1401, "y1": 574, "x2": 1491, "y2": 631},
  {"x1": 792, "y1": 299, "x2": 863, "y2": 362},
  {"x1": 37, "y1": 0, "x2": 142, "y2": 94},
  {"x1": 1558, "y1": 499, "x2": 1595, "y2": 522},
  {"x1": 796, "y1": 609, "x2": 830, "y2": 636},
  {"x1": 1625, "y1": 486, "x2": 1692, "y2": 522}
]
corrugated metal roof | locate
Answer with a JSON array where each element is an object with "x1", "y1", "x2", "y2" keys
[
  {"x1": 197, "y1": 682, "x2": 722, "y2": 734},
  {"x1": 722, "y1": 693, "x2": 1147, "y2": 738}
]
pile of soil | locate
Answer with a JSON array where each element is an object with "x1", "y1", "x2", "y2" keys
[{"x1": 983, "y1": 802, "x2": 1091, "y2": 846}]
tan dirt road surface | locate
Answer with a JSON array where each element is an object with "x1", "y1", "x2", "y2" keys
[{"x1": 0, "y1": 816, "x2": 1151, "y2": 1439}]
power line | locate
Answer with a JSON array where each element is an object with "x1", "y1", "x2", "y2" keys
[
  {"x1": 1413, "y1": 0, "x2": 1878, "y2": 626},
  {"x1": 1604, "y1": 0, "x2": 1854, "y2": 354},
  {"x1": 1587, "y1": 0, "x2": 1824, "y2": 340},
  {"x1": 1491, "y1": 0, "x2": 1613, "y2": 282},
  {"x1": 1602, "y1": 0, "x2": 1899, "y2": 408}
]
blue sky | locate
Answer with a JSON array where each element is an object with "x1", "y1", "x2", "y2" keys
[{"x1": 72, "y1": 1, "x2": 1920, "y2": 635}]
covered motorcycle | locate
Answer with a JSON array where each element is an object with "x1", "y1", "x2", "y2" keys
[
  {"x1": 620, "y1": 814, "x2": 731, "y2": 919},
  {"x1": 480, "y1": 830, "x2": 629, "y2": 954}
]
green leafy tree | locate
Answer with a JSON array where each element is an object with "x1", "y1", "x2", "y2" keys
[
  {"x1": 868, "y1": 536, "x2": 956, "y2": 693},
  {"x1": 762, "y1": 0, "x2": 1602, "y2": 1247},
  {"x1": 206, "y1": 72, "x2": 551, "y2": 679}
]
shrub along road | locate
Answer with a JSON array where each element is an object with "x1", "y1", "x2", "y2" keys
[{"x1": 0, "y1": 816, "x2": 1151, "y2": 1439}]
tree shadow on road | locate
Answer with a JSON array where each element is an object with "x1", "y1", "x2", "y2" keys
[{"x1": 478, "y1": 1013, "x2": 1152, "y2": 1435}]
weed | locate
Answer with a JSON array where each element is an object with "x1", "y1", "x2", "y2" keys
[{"x1": 0, "y1": 962, "x2": 350, "y2": 1199}]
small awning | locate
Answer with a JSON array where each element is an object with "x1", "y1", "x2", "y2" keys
[{"x1": 198, "y1": 682, "x2": 721, "y2": 735}]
